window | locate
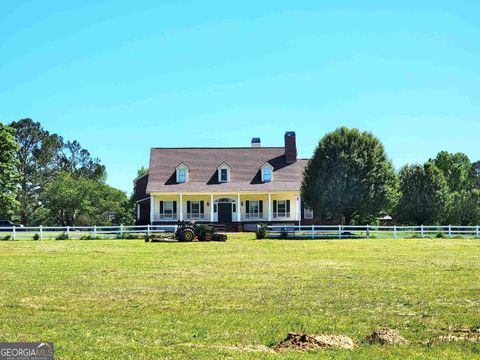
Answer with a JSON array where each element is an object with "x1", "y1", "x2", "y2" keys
[
  {"x1": 249, "y1": 201, "x2": 260, "y2": 215},
  {"x1": 304, "y1": 206, "x2": 313, "y2": 219},
  {"x1": 176, "y1": 163, "x2": 189, "y2": 183},
  {"x1": 217, "y1": 163, "x2": 230, "y2": 182},
  {"x1": 263, "y1": 167, "x2": 272, "y2": 182},
  {"x1": 191, "y1": 201, "x2": 200, "y2": 216},
  {"x1": 277, "y1": 200, "x2": 286, "y2": 216},
  {"x1": 163, "y1": 201, "x2": 174, "y2": 216},
  {"x1": 220, "y1": 168, "x2": 228, "y2": 182},
  {"x1": 178, "y1": 168, "x2": 186, "y2": 183}
]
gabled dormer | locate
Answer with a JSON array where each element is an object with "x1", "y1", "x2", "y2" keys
[
  {"x1": 176, "y1": 163, "x2": 189, "y2": 183},
  {"x1": 261, "y1": 162, "x2": 273, "y2": 182},
  {"x1": 217, "y1": 162, "x2": 231, "y2": 183}
]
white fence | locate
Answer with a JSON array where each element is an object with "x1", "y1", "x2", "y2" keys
[
  {"x1": 267, "y1": 225, "x2": 480, "y2": 239},
  {"x1": 0, "y1": 225, "x2": 177, "y2": 240}
]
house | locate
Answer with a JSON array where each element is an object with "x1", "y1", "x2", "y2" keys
[{"x1": 133, "y1": 131, "x2": 314, "y2": 230}]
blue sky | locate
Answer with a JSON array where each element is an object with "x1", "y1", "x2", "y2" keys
[{"x1": 1, "y1": 1, "x2": 479, "y2": 193}]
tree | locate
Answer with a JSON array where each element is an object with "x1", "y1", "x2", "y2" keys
[
  {"x1": 137, "y1": 166, "x2": 148, "y2": 177},
  {"x1": 59, "y1": 140, "x2": 106, "y2": 181},
  {"x1": 396, "y1": 162, "x2": 450, "y2": 225},
  {"x1": 41, "y1": 172, "x2": 132, "y2": 226},
  {"x1": 433, "y1": 151, "x2": 477, "y2": 192},
  {"x1": 9, "y1": 119, "x2": 63, "y2": 224},
  {"x1": 301, "y1": 127, "x2": 398, "y2": 225},
  {"x1": 0, "y1": 123, "x2": 19, "y2": 218},
  {"x1": 448, "y1": 190, "x2": 480, "y2": 226}
]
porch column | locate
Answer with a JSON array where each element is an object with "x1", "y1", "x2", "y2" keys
[
  {"x1": 237, "y1": 193, "x2": 241, "y2": 222},
  {"x1": 297, "y1": 195, "x2": 302, "y2": 222},
  {"x1": 210, "y1": 194, "x2": 214, "y2": 222},
  {"x1": 268, "y1": 193, "x2": 272, "y2": 221},
  {"x1": 179, "y1": 193, "x2": 183, "y2": 221},
  {"x1": 150, "y1": 196, "x2": 154, "y2": 223}
]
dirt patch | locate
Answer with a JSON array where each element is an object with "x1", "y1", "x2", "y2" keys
[
  {"x1": 273, "y1": 332, "x2": 355, "y2": 351},
  {"x1": 366, "y1": 328, "x2": 408, "y2": 345},
  {"x1": 427, "y1": 328, "x2": 480, "y2": 344}
]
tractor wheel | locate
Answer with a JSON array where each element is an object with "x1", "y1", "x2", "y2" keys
[
  {"x1": 204, "y1": 233, "x2": 213, "y2": 242},
  {"x1": 182, "y1": 228, "x2": 195, "y2": 242}
]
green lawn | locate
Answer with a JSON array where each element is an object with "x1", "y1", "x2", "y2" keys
[{"x1": 0, "y1": 235, "x2": 479, "y2": 359}]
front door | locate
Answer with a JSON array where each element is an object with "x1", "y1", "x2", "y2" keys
[{"x1": 217, "y1": 203, "x2": 232, "y2": 222}]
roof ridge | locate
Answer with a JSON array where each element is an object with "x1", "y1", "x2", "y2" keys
[{"x1": 151, "y1": 146, "x2": 285, "y2": 150}]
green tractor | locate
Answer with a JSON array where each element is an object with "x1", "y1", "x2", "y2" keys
[{"x1": 175, "y1": 221, "x2": 227, "y2": 242}]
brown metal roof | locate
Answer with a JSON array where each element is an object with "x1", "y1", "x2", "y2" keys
[{"x1": 146, "y1": 147, "x2": 308, "y2": 193}]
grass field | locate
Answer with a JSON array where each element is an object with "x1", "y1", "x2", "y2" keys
[{"x1": 1, "y1": 234, "x2": 479, "y2": 359}]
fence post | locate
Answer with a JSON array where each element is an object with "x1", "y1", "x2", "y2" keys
[
  {"x1": 93, "y1": 225, "x2": 97, "y2": 239},
  {"x1": 394, "y1": 225, "x2": 397, "y2": 239},
  {"x1": 338, "y1": 225, "x2": 342, "y2": 239},
  {"x1": 40, "y1": 225, "x2": 43, "y2": 241},
  {"x1": 420, "y1": 224, "x2": 424, "y2": 238},
  {"x1": 120, "y1": 224, "x2": 124, "y2": 237},
  {"x1": 366, "y1": 225, "x2": 370, "y2": 238},
  {"x1": 448, "y1": 225, "x2": 452, "y2": 238},
  {"x1": 311, "y1": 224, "x2": 315, "y2": 239},
  {"x1": 66, "y1": 226, "x2": 70, "y2": 239},
  {"x1": 13, "y1": 226, "x2": 16, "y2": 240},
  {"x1": 147, "y1": 224, "x2": 151, "y2": 236}
]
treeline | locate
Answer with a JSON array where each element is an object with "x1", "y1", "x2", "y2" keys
[
  {"x1": 302, "y1": 127, "x2": 480, "y2": 225},
  {"x1": 0, "y1": 119, "x2": 133, "y2": 226}
]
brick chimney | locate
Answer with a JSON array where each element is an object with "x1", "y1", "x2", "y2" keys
[
  {"x1": 284, "y1": 131, "x2": 297, "y2": 164},
  {"x1": 251, "y1": 137, "x2": 261, "y2": 148}
]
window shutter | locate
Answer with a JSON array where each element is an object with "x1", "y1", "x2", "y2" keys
[
  {"x1": 286, "y1": 200, "x2": 290, "y2": 214},
  {"x1": 259, "y1": 200, "x2": 263, "y2": 214},
  {"x1": 187, "y1": 201, "x2": 191, "y2": 214},
  {"x1": 245, "y1": 200, "x2": 250, "y2": 214},
  {"x1": 200, "y1": 201, "x2": 204, "y2": 214},
  {"x1": 173, "y1": 201, "x2": 177, "y2": 215},
  {"x1": 273, "y1": 200, "x2": 277, "y2": 214},
  {"x1": 233, "y1": 203, "x2": 237, "y2": 213},
  {"x1": 160, "y1": 201, "x2": 164, "y2": 214}
]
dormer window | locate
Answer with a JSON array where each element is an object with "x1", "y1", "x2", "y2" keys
[
  {"x1": 261, "y1": 163, "x2": 273, "y2": 182},
  {"x1": 217, "y1": 162, "x2": 231, "y2": 183},
  {"x1": 176, "y1": 163, "x2": 189, "y2": 183}
]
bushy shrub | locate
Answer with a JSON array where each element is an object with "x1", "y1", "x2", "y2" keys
[
  {"x1": 32, "y1": 233, "x2": 40, "y2": 240},
  {"x1": 56, "y1": 232, "x2": 68, "y2": 240},
  {"x1": 256, "y1": 223, "x2": 268, "y2": 239},
  {"x1": 1, "y1": 235, "x2": 11, "y2": 241},
  {"x1": 436, "y1": 232, "x2": 445, "y2": 238}
]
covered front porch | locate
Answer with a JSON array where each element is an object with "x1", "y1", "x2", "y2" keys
[{"x1": 150, "y1": 192, "x2": 301, "y2": 223}]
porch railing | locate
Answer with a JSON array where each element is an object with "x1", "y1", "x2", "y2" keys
[
  {"x1": 242, "y1": 213, "x2": 268, "y2": 220},
  {"x1": 185, "y1": 213, "x2": 209, "y2": 220},
  {"x1": 153, "y1": 214, "x2": 178, "y2": 221},
  {"x1": 272, "y1": 212, "x2": 291, "y2": 219}
]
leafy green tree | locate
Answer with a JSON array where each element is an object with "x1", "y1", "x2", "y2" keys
[
  {"x1": 59, "y1": 140, "x2": 106, "y2": 181},
  {"x1": 433, "y1": 151, "x2": 477, "y2": 192},
  {"x1": 301, "y1": 127, "x2": 398, "y2": 225},
  {"x1": 448, "y1": 189, "x2": 480, "y2": 225},
  {"x1": 396, "y1": 162, "x2": 450, "y2": 225},
  {"x1": 0, "y1": 123, "x2": 19, "y2": 218},
  {"x1": 41, "y1": 172, "x2": 133, "y2": 226},
  {"x1": 137, "y1": 166, "x2": 148, "y2": 177},
  {"x1": 10, "y1": 119, "x2": 63, "y2": 224}
]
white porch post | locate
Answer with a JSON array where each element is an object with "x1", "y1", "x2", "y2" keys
[
  {"x1": 150, "y1": 196, "x2": 154, "y2": 223},
  {"x1": 297, "y1": 195, "x2": 302, "y2": 222},
  {"x1": 210, "y1": 194, "x2": 214, "y2": 222},
  {"x1": 237, "y1": 193, "x2": 241, "y2": 222},
  {"x1": 179, "y1": 193, "x2": 183, "y2": 221},
  {"x1": 268, "y1": 193, "x2": 272, "y2": 221}
]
